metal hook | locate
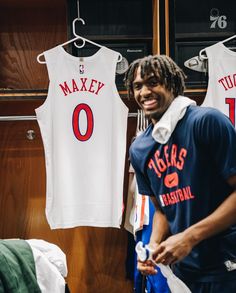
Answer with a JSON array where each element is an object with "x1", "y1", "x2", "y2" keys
[
  {"x1": 72, "y1": 18, "x2": 85, "y2": 35},
  {"x1": 72, "y1": 18, "x2": 86, "y2": 49}
]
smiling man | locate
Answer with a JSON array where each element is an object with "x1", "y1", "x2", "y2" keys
[{"x1": 124, "y1": 55, "x2": 236, "y2": 293}]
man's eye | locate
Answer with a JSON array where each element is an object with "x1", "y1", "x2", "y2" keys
[
  {"x1": 133, "y1": 84, "x2": 141, "y2": 90},
  {"x1": 149, "y1": 79, "x2": 159, "y2": 86}
]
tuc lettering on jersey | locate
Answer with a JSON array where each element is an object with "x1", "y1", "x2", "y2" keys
[
  {"x1": 218, "y1": 73, "x2": 236, "y2": 91},
  {"x1": 59, "y1": 78, "x2": 105, "y2": 96},
  {"x1": 148, "y1": 144, "x2": 195, "y2": 207}
]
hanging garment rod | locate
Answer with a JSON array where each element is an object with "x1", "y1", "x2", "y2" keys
[
  {"x1": 0, "y1": 115, "x2": 37, "y2": 121},
  {"x1": 0, "y1": 113, "x2": 138, "y2": 121}
]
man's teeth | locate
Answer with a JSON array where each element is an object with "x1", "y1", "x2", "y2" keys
[{"x1": 143, "y1": 99, "x2": 156, "y2": 105}]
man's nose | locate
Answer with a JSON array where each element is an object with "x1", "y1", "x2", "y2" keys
[{"x1": 140, "y1": 85, "x2": 151, "y2": 97}]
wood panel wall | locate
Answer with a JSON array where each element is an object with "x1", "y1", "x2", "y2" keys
[
  {"x1": 0, "y1": 0, "x2": 136, "y2": 292},
  {"x1": 0, "y1": 0, "x2": 67, "y2": 90}
]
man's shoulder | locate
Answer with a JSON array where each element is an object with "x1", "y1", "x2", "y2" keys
[
  {"x1": 187, "y1": 104, "x2": 221, "y2": 115},
  {"x1": 185, "y1": 105, "x2": 229, "y2": 124},
  {"x1": 183, "y1": 105, "x2": 235, "y2": 141},
  {"x1": 129, "y1": 124, "x2": 155, "y2": 164}
]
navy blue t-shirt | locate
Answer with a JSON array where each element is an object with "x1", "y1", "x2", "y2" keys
[{"x1": 130, "y1": 105, "x2": 236, "y2": 282}]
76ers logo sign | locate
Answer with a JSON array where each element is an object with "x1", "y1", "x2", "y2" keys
[{"x1": 72, "y1": 103, "x2": 94, "y2": 141}]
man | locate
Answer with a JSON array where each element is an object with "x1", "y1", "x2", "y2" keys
[{"x1": 124, "y1": 54, "x2": 236, "y2": 292}]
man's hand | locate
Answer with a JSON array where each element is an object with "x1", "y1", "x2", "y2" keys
[
  {"x1": 137, "y1": 231, "x2": 194, "y2": 276},
  {"x1": 152, "y1": 231, "x2": 194, "y2": 266},
  {"x1": 137, "y1": 259, "x2": 157, "y2": 275}
]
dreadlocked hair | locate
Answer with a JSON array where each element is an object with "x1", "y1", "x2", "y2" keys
[{"x1": 124, "y1": 55, "x2": 187, "y2": 99}]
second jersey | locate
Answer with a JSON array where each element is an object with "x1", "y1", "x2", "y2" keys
[{"x1": 201, "y1": 42, "x2": 236, "y2": 127}]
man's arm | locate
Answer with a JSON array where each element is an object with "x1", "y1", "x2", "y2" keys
[
  {"x1": 149, "y1": 196, "x2": 170, "y2": 246},
  {"x1": 153, "y1": 174, "x2": 236, "y2": 265},
  {"x1": 137, "y1": 196, "x2": 170, "y2": 275}
]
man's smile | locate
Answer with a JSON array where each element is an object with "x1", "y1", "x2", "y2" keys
[{"x1": 142, "y1": 98, "x2": 158, "y2": 110}]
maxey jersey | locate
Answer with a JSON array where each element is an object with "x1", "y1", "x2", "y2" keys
[
  {"x1": 36, "y1": 45, "x2": 128, "y2": 229},
  {"x1": 130, "y1": 105, "x2": 236, "y2": 282}
]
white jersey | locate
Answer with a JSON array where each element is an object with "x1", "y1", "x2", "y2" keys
[
  {"x1": 201, "y1": 42, "x2": 236, "y2": 127},
  {"x1": 35, "y1": 45, "x2": 128, "y2": 229}
]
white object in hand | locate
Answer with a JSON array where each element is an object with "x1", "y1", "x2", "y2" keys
[{"x1": 135, "y1": 241, "x2": 192, "y2": 293}]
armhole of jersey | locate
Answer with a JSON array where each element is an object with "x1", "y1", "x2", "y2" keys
[
  {"x1": 35, "y1": 82, "x2": 52, "y2": 115},
  {"x1": 201, "y1": 47, "x2": 213, "y2": 105},
  {"x1": 206, "y1": 48, "x2": 213, "y2": 83},
  {"x1": 109, "y1": 51, "x2": 129, "y2": 112},
  {"x1": 35, "y1": 50, "x2": 55, "y2": 114}
]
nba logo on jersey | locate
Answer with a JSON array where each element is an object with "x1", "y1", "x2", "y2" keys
[{"x1": 79, "y1": 64, "x2": 84, "y2": 74}]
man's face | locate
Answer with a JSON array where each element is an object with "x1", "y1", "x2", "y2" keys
[{"x1": 132, "y1": 66, "x2": 175, "y2": 123}]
